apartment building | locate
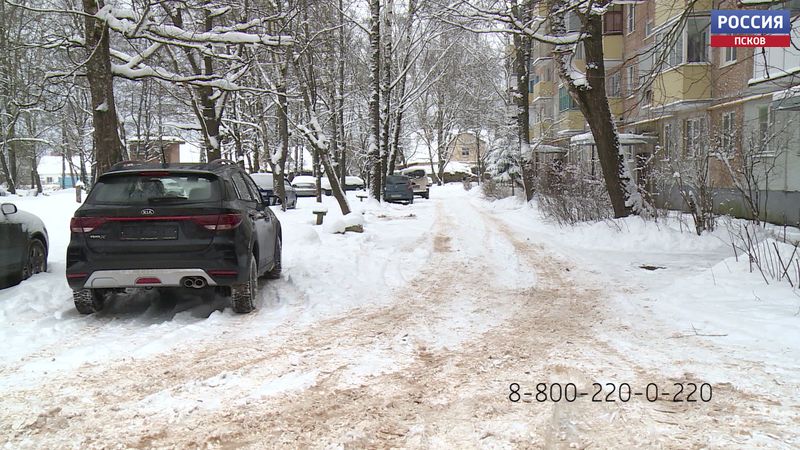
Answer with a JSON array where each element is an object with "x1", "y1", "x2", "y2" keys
[{"x1": 527, "y1": 0, "x2": 800, "y2": 224}]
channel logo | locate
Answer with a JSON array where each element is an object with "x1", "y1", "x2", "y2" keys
[{"x1": 710, "y1": 10, "x2": 791, "y2": 47}]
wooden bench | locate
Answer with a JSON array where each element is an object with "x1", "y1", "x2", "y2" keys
[
  {"x1": 356, "y1": 192, "x2": 368, "y2": 202},
  {"x1": 312, "y1": 204, "x2": 329, "y2": 225}
]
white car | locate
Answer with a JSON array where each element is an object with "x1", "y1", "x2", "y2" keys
[
  {"x1": 291, "y1": 175, "x2": 317, "y2": 197},
  {"x1": 321, "y1": 176, "x2": 365, "y2": 195}
]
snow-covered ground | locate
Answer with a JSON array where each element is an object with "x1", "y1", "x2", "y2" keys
[{"x1": 1, "y1": 185, "x2": 798, "y2": 448}]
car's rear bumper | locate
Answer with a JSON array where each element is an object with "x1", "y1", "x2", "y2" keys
[
  {"x1": 76, "y1": 268, "x2": 220, "y2": 288},
  {"x1": 66, "y1": 237, "x2": 248, "y2": 289}
]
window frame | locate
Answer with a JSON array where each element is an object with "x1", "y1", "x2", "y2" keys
[
  {"x1": 604, "y1": 9, "x2": 623, "y2": 35},
  {"x1": 626, "y1": 65, "x2": 637, "y2": 96},
  {"x1": 627, "y1": 4, "x2": 635, "y2": 35},
  {"x1": 558, "y1": 85, "x2": 577, "y2": 112},
  {"x1": 721, "y1": 111, "x2": 736, "y2": 156},
  {"x1": 607, "y1": 71, "x2": 622, "y2": 98},
  {"x1": 231, "y1": 172, "x2": 256, "y2": 202},
  {"x1": 722, "y1": 46, "x2": 737, "y2": 66},
  {"x1": 684, "y1": 117, "x2": 707, "y2": 157}
]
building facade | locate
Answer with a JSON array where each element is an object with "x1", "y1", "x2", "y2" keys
[{"x1": 528, "y1": 0, "x2": 800, "y2": 224}]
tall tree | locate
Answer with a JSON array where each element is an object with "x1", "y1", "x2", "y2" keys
[
  {"x1": 367, "y1": 0, "x2": 382, "y2": 199},
  {"x1": 82, "y1": 0, "x2": 123, "y2": 176}
]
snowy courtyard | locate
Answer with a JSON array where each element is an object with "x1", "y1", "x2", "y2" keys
[{"x1": 1, "y1": 185, "x2": 798, "y2": 448}]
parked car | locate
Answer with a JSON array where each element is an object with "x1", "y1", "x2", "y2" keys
[
  {"x1": 291, "y1": 175, "x2": 317, "y2": 197},
  {"x1": 0, "y1": 203, "x2": 48, "y2": 288},
  {"x1": 321, "y1": 176, "x2": 366, "y2": 195},
  {"x1": 383, "y1": 175, "x2": 414, "y2": 204},
  {"x1": 66, "y1": 159, "x2": 282, "y2": 314},
  {"x1": 400, "y1": 168, "x2": 431, "y2": 199},
  {"x1": 250, "y1": 173, "x2": 297, "y2": 209}
]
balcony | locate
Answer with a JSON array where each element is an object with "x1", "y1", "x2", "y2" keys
[
  {"x1": 651, "y1": 64, "x2": 711, "y2": 109},
  {"x1": 603, "y1": 35, "x2": 623, "y2": 61},
  {"x1": 531, "y1": 81, "x2": 554, "y2": 101},
  {"x1": 655, "y1": 0, "x2": 712, "y2": 28},
  {"x1": 556, "y1": 110, "x2": 586, "y2": 134}
]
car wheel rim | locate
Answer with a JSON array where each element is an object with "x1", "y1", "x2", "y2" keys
[{"x1": 26, "y1": 243, "x2": 45, "y2": 277}]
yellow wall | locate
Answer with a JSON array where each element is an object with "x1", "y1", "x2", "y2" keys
[
  {"x1": 608, "y1": 97, "x2": 623, "y2": 118},
  {"x1": 532, "y1": 80, "x2": 554, "y2": 100},
  {"x1": 603, "y1": 35, "x2": 623, "y2": 60},
  {"x1": 655, "y1": 0, "x2": 712, "y2": 28},
  {"x1": 556, "y1": 110, "x2": 585, "y2": 133},
  {"x1": 652, "y1": 65, "x2": 711, "y2": 107}
]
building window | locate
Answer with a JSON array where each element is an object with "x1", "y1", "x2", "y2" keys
[
  {"x1": 461, "y1": 147, "x2": 470, "y2": 156},
  {"x1": 723, "y1": 46, "x2": 737, "y2": 65},
  {"x1": 627, "y1": 4, "x2": 635, "y2": 34},
  {"x1": 687, "y1": 17, "x2": 709, "y2": 63},
  {"x1": 642, "y1": 88, "x2": 653, "y2": 106},
  {"x1": 656, "y1": 17, "x2": 709, "y2": 69},
  {"x1": 566, "y1": 11, "x2": 581, "y2": 32},
  {"x1": 604, "y1": 9, "x2": 623, "y2": 34},
  {"x1": 559, "y1": 86, "x2": 577, "y2": 111},
  {"x1": 46, "y1": 176, "x2": 53, "y2": 183},
  {"x1": 626, "y1": 65, "x2": 637, "y2": 95},
  {"x1": 721, "y1": 111, "x2": 736, "y2": 154},
  {"x1": 663, "y1": 123, "x2": 674, "y2": 155},
  {"x1": 685, "y1": 117, "x2": 707, "y2": 156},
  {"x1": 757, "y1": 105, "x2": 773, "y2": 154},
  {"x1": 668, "y1": 31, "x2": 683, "y2": 66},
  {"x1": 607, "y1": 71, "x2": 621, "y2": 97},
  {"x1": 645, "y1": 20, "x2": 654, "y2": 37}
]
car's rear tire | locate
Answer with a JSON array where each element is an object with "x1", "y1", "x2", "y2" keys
[
  {"x1": 423, "y1": 190, "x2": 430, "y2": 199},
  {"x1": 22, "y1": 238, "x2": 47, "y2": 280},
  {"x1": 265, "y1": 237, "x2": 282, "y2": 279},
  {"x1": 73, "y1": 289, "x2": 106, "y2": 315},
  {"x1": 231, "y1": 255, "x2": 257, "y2": 313}
]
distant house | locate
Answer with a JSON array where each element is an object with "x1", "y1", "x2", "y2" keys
[
  {"x1": 37, "y1": 155, "x2": 83, "y2": 188},
  {"x1": 447, "y1": 132, "x2": 488, "y2": 167},
  {"x1": 128, "y1": 136, "x2": 185, "y2": 163}
]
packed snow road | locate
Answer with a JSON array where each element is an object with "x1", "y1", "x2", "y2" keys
[{"x1": 1, "y1": 186, "x2": 798, "y2": 448}]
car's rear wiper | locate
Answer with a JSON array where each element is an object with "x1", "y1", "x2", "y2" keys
[{"x1": 147, "y1": 196, "x2": 188, "y2": 203}]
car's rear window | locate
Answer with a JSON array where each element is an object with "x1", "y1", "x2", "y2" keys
[
  {"x1": 404, "y1": 170, "x2": 425, "y2": 178},
  {"x1": 386, "y1": 176, "x2": 408, "y2": 185},
  {"x1": 88, "y1": 173, "x2": 221, "y2": 204}
]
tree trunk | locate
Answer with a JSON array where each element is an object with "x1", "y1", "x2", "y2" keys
[
  {"x1": 82, "y1": 0, "x2": 123, "y2": 176},
  {"x1": 367, "y1": 0, "x2": 382, "y2": 199},
  {"x1": 552, "y1": 1, "x2": 632, "y2": 217},
  {"x1": 275, "y1": 61, "x2": 290, "y2": 211},
  {"x1": 512, "y1": 0, "x2": 534, "y2": 201},
  {"x1": 338, "y1": 0, "x2": 347, "y2": 188},
  {"x1": 380, "y1": 0, "x2": 393, "y2": 189}
]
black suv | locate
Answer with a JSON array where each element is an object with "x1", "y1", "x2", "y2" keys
[{"x1": 66, "y1": 159, "x2": 282, "y2": 314}]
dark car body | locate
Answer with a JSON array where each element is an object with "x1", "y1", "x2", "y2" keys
[
  {"x1": 383, "y1": 175, "x2": 414, "y2": 204},
  {"x1": 0, "y1": 203, "x2": 48, "y2": 288},
  {"x1": 66, "y1": 160, "x2": 281, "y2": 314},
  {"x1": 250, "y1": 173, "x2": 297, "y2": 209}
]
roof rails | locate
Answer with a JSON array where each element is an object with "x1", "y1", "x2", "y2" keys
[
  {"x1": 206, "y1": 159, "x2": 238, "y2": 170},
  {"x1": 109, "y1": 160, "x2": 148, "y2": 171}
]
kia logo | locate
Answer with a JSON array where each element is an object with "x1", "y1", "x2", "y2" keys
[{"x1": 140, "y1": 208, "x2": 155, "y2": 216}]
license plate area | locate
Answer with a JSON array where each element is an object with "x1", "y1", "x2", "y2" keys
[{"x1": 120, "y1": 223, "x2": 178, "y2": 240}]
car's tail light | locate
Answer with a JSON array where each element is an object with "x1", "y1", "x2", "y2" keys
[
  {"x1": 135, "y1": 277, "x2": 161, "y2": 285},
  {"x1": 208, "y1": 269, "x2": 238, "y2": 277},
  {"x1": 190, "y1": 214, "x2": 243, "y2": 231},
  {"x1": 70, "y1": 217, "x2": 108, "y2": 233}
]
